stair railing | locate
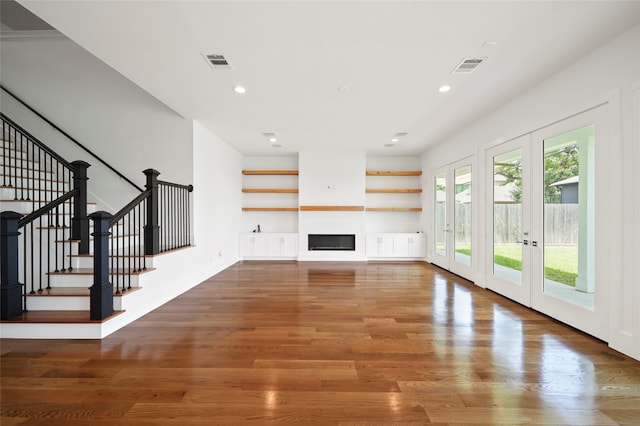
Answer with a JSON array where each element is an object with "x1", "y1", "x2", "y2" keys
[
  {"x1": 0, "y1": 163, "x2": 88, "y2": 319},
  {"x1": 2, "y1": 113, "x2": 193, "y2": 321},
  {"x1": 89, "y1": 169, "x2": 193, "y2": 319},
  {"x1": 2, "y1": 114, "x2": 91, "y2": 253}
]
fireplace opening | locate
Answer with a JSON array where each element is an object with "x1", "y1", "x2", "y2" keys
[{"x1": 308, "y1": 234, "x2": 355, "y2": 251}]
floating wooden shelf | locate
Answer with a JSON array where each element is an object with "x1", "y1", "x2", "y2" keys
[
  {"x1": 366, "y1": 207, "x2": 423, "y2": 212},
  {"x1": 299, "y1": 205, "x2": 364, "y2": 211},
  {"x1": 366, "y1": 189, "x2": 422, "y2": 193},
  {"x1": 242, "y1": 170, "x2": 299, "y2": 175},
  {"x1": 242, "y1": 188, "x2": 299, "y2": 193},
  {"x1": 242, "y1": 207, "x2": 299, "y2": 212},
  {"x1": 366, "y1": 171, "x2": 422, "y2": 176}
]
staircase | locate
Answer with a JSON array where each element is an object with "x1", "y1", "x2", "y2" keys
[{"x1": 1, "y1": 113, "x2": 194, "y2": 338}]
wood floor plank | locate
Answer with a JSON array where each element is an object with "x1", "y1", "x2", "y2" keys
[{"x1": 2, "y1": 261, "x2": 639, "y2": 424}]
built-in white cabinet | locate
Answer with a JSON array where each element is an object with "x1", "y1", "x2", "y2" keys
[
  {"x1": 366, "y1": 233, "x2": 425, "y2": 259},
  {"x1": 239, "y1": 233, "x2": 298, "y2": 258}
]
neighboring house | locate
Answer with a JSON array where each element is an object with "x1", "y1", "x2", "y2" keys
[{"x1": 550, "y1": 175, "x2": 579, "y2": 204}]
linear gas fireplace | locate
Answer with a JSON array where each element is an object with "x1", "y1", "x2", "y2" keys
[{"x1": 308, "y1": 234, "x2": 356, "y2": 251}]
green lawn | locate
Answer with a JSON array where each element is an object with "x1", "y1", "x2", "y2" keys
[{"x1": 455, "y1": 244, "x2": 578, "y2": 286}]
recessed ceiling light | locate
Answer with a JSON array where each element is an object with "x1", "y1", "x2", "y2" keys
[
  {"x1": 384, "y1": 143, "x2": 396, "y2": 148},
  {"x1": 233, "y1": 86, "x2": 247, "y2": 94},
  {"x1": 391, "y1": 138, "x2": 399, "y2": 143},
  {"x1": 439, "y1": 85, "x2": 451, "y2": 93},
  {"x1": 269, "y1": 137, "x2": 277, "y2": 143}
]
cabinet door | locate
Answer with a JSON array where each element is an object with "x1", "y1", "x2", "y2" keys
[
  {"x1": 394, "y1": 235, "x2": 412, "y2": 257},
  {"x1": 267, "y1": 235, "x2": 298, "y2": 257},
  {"x1": 392, "y1": 234, "x2": 425, "y2": 258},
  {"x1": 282, "y1": 235, "x2": 298, "y2": 257},
  {"x1": 239, "y1": 235, "x2": 252, "y2": 257},
  {"x1": 367, "y1": 235, "x2": 395, "y2": 257},
  {"x1": 239, "y1": 235, "x2": 267, "y2": 257},
  {"x1": 365, "y1": 235, "x2": 380, "y2": 257},
  {"x1": 409, "y1": 235, "x2": 425, "y2": 257},
  {"x1": 268, "y1": 236, "x2": 284, "y2": 256}
]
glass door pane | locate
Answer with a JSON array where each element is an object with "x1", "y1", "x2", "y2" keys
[
  {"x1": 434, "y1": 173, "x2": 447, "y2": 257},
  {"x1": 493, "y1": 149, "x2": 523, "y2": 285},
  {"x1": 454, "y1": 165, "x2": 471, "y2": 266},
  {"x1": 542, "y1": 125, "x2": 594, "y2": 310}
]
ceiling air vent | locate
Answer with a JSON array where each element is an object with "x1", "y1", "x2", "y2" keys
[
  {"x1": 203, "y1": 53, "x2": 234, "y2": 70},
  {"x1": 452, "y1": 57, "x2": 485, "y2": 74}
]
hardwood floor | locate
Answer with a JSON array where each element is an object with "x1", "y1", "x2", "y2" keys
[{"x1": 2, "y1": 261, "x2": 639, "y2": 425}]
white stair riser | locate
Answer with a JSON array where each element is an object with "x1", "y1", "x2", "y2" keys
[
  {"x1": 0, "y1": 155, "x2": 41, "y2": 166},
  {"x1": 48, "y1": 273, "x2": 141, "y2": 288},
  {"x1": 0, "y1": 176, "x2": 69, "y2": 191},
  {"x1": 1, "y1": 188, "x2": 69, "y2": 201},
  {"x1": 0, "y1": 173, "x2": 63, "y2": 191},
  {"x1": 26, "y1": 295, "x2": 126, "y2": 311},
  {"x1": 27, "y1": 296, "x2": 89, "y2": 311},
  {"x1": 1, "y1": 148, "x2": 29, "y2": 160},
  {"x1": 70, "y1": 255, "x2": 151, "y2": 270},
  {"x1": 0, "y1": 165, "x2": 55, "y2": 178},
  {"x1": 0, "y1": 201, "x2": 96, "y2": 215}
]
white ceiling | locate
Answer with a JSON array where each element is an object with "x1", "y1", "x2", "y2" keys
[{"x1": 15, "y1": 1, "x2": 640, "y2": 156}]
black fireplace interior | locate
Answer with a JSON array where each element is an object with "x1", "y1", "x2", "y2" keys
[{"x1": 308, "y1": 234, "x2": 356, "y2": 251}]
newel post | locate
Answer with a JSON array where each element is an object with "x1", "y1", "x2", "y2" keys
[
  {"x1": 71, "y1": 160, "x2": 91, "y2": 255},
  {"x1": 89, "y1": 211, "x2": 113, "y2": 320},
  {"x1": 1, "y1": 211, "x2": 23, "y2": 320},
  {"x1": 144, "y1": 168, "x2": 160, "y2": 255}
]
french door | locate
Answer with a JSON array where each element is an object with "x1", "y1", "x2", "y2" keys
[
  {"x1": 432, "y1": 158, "x2": 474, "y2": 281},
  {"x1": 486, "y1": 107, "x2": 607, "y2": 340}
]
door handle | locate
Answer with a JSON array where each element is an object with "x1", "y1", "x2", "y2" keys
[{"x1": 532, "y1": 241, "x2": 538, "y2": 247}]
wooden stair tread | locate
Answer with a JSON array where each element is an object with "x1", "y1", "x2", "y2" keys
[
  {"x1": 48, "y1": 268, "x2": 156, "y2": 275},
  {"x1": 66, "y1": 245, "x2": 192, "y2": 258},
  {"x1": 26, "y1": 287, "x2": 142, "y2": 297},
  {"x1": 0, "y1": 310, "x2": 125, "y2": 324}
]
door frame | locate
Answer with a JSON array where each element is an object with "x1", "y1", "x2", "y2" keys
[
  {"x1": 431, "y1": 156, "x2": 475, "y2": 282},
  {"x1": 530, "y1": 106, "x2": 608, "y2": 340},
  {"x1": 485, "y1": 135, "x2": 531, "y2": 306}
]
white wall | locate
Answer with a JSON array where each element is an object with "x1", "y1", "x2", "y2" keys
[
  {"x1": 0, "y1": 35, "x2": 193, "y2": 211},
  {"x1": 191, "y1": 121, "x2": 242, "y2": 276},
  {"x1": 421, "y1": 25, "x2": 640, "y2": 360},
  {"x1": 298, "y1": 151, "x2": 366, "y2": 261}
]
